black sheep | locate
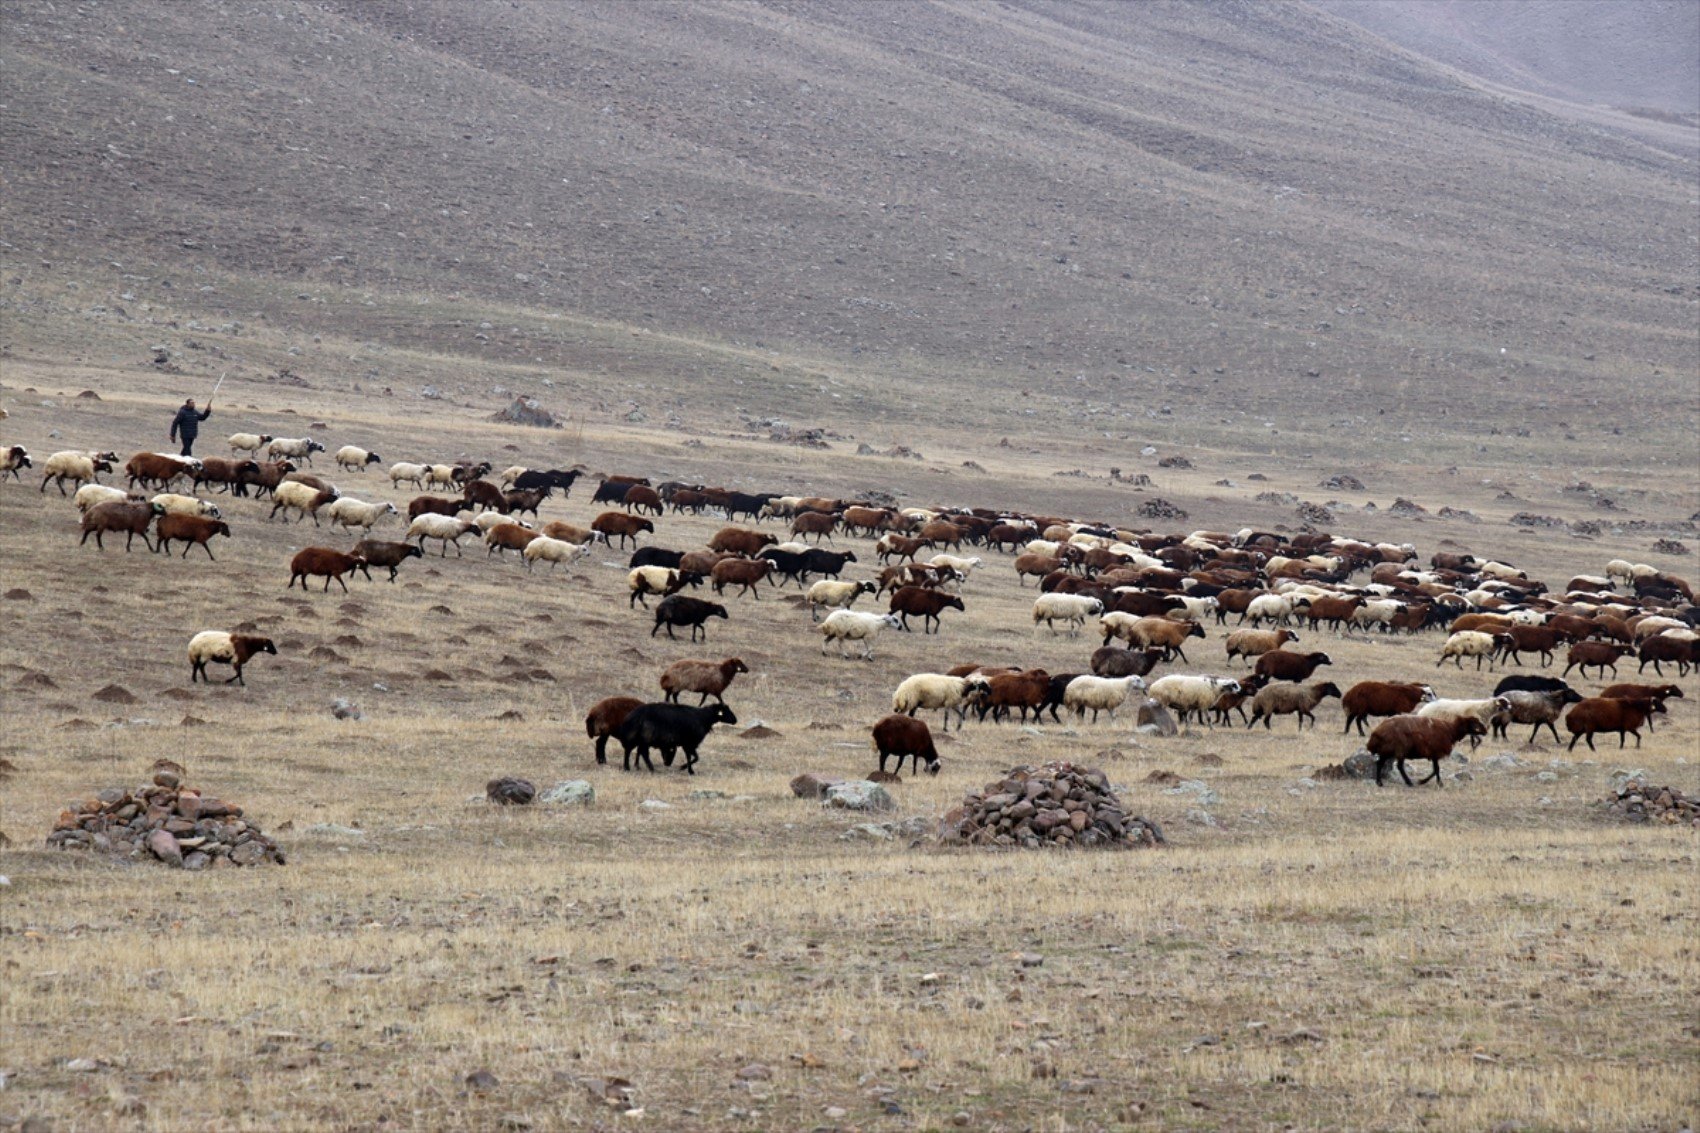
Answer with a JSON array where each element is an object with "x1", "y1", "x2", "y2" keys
[
  {"x1": 758, "y1": 548, "x2": 813, "y2": 588},
  {"x1": 1040, "y1": 672, "x2": 1084, "y2": 723},
  {"x1": 722, "y1": 491, "x2": 771, "y2": 522},
  {"x1": 630, "y1": 546, "x2": 686, "y2": 570},
  {"x1": 614, "y1": 702, "x2": 738, "y2": 773},
  {"x1": 801, "y1": 547, "x2": 857, "y2": 578},
  {"x1": 592, "y1": 479, "x2": 635, "y2": 505},
  {"x1": 652, "y1": 595, "x2": 729, "y2": 642},
  {"x1": 1493, "y1": 674, "x2": 1574, "y2": 697},
  {"x1": 513, "y1": 469, "x2": 580, "y2": 497}
]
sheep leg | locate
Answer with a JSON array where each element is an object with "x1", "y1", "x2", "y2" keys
[
  {"x1": 1397, "y1": 759, "x2": 1416, "y2": 787},
  {"x1": 191, "y1": 660, "x2": 203, "y2": 684}
]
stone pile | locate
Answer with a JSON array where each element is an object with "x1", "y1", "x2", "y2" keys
[
  {"x1": 46, "y1": 761, "x2": 285, "y2": 869},
  {"x1": 1598, "y1": 778, "x2": 1699, "y2": 827},
  {"x1": 940, "y1": 762, "x2": 1164, "y2": 849},
  {"x1": 1136, "y1": 498, "x2": 1188, "y2": 521}
]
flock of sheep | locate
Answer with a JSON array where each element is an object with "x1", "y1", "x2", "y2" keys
[{"x1": 4, "y1": 427, "x2": 1695, "y2": 787}]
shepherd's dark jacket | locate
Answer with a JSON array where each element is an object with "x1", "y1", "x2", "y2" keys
[{"x1": 170, "y1": 404, "x2": 211, "y2": 443}]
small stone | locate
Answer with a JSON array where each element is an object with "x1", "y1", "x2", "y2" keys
[
  {"x1": 734, "y1": 1063, "x2": 772, "y2": 1082},
  {"x1": 66, "y1": 1058, "x2": 100, "y2": 1072},
  {"x1": 465, "y1": 1068, "x2": 500, "y2": 1091},
  {"x1": 639, "y1": 799, "x2": 672, "y2": 811},
  {"x1": 1017, "y1": 952, "x2": 1044, "y2": 967},
  {"x1": 538, "y1": 780, "x2": 594, "y2": 806},
  {"x1": 485, "y1": 777, "x2": 536, "y2": 806},
  {"x1": 146, "y1": 829, "x2": 183, "y2": 867},
  {"x1": 823, "y1": 781, "x2": 895, "y2": 812},
  {"x1": 790, "y1": 773, "x2": 844, "y2": 799}
]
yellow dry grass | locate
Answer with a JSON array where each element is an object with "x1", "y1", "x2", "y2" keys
[{"x1": 1, "y1": 362, "x2": 1696, "y2": 1132}]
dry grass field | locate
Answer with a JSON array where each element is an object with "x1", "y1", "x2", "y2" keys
[{"x1": 0, "y1": 360, "x2": 1695, "y2": 1133}]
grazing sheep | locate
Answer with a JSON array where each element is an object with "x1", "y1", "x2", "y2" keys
[
  {"x1": 74, "y1": 483, "x2": 134, "y2": 513},
  {"x1": 1563, "y1": 642, "x2": 1632, "y2": 679},
  {"x1": 1032, "y1": 593, "x2": 1105, "y2": 636},
  {"x1": 1101, "y1": 614, "x2": 1206, "y2": 661},
  {"x1": 460, "y1": 479, "x2": 509, "y2": 513},
  {"x1": 155, "y1": 513, "x2": 231, "y2": 560},
  {"x1": 711, "y1": 557, "x2": 774, "y2": 599},
  {"x1": 269, "y1": 480, "x2": 339, "y2": 525},
  {"x1": 267, "y1": 437, "x2": 325, "y2": 465},
  {"x1": 660, "y1": 657, "x2": 749, "y2": 705},
  {"x1": 1600, "y1": 682, "x2": 1684, "y2": 705},
  {"x1": 1341, "y1": 681, "x2": 1436, "y2": 735},
  {"x1": 806, "y1": 579, "x2": 878, "y2": 621},
  {"x1": 819, "y1": 610, "x2": 904, "y2": 660},
  {"x1": 1415, "y1": 696, "x2": 1512, "y2": 749},
  {"x1": 592, "y1": 511, "x2": 655, "y2": 549},
  {"x1": 1062, "y1": 674, "x2": 1148, "y2": 723},
  {"x1": 80, "y1": 499, "x2": 162, "y2": 551},
  {"x1": 612, "y1": 702, "x2": 738, "y2": 774},
  {"x1": 406, "y1": 513, "x2": 481, "y2": 557},
  {"x1": 350, "y1": 538, "x2": 422, "y2": 582},
  {"x1": 325, "y1": 497, "x2": 399, "y2": 531},
  {"x1": 871, "y1": 715, "x2": 942, "y2": 776},
  {"x1": 628, "y1": 566, "x2": 701, "y2": 608},
  {"x1": 1246, "y1": 681, "x2": 1342, "y2": 731},
  {"x1": 150, "y1": 492, "x2": 221, "y2": 519},
  {"x1": 485, "y1": 521, "x2": 543, "y2": 557},
  {"x1": 1369, "y1": 715, "x2": 1487, "y2": 786},
  {"x1": 288, "y1": 546, "x2": 367, "y2": 593},
  {"x1": 1565, "y1": 696, "x2": 1665, "y2": 751},
  {"x1": 585, "y1": 696, "x2": 644, "y2": 764},
  {"x1": 1253, "y1": 649, "x2": 1333, "y2": 683},
  {"x1": 541, "y1": 520, "x2": 605, "y2": 546},
  {"x1": 1438, "y1": 630, "x2": 1506, "y2": 670},
  {"x1": 891, "y1": 673, "x2": 991, "y2": 732},
  {"x1": 389, "y1": 462, "x2": 431, "y2": 489},
  {"x1": 187, "y1": 631, "x2": 277, "y2": 686},
  {"x1": 890, "y1": 585, "x2": 966, "y2": 634},
  {"x1": 651, "y1": 595, "x2": 729, "y2": 642},
  {"x1": 1147, "y1": 674, "x2": 1243, "y2": 726},
  {"x1": 40, "y1": 450, "x2": 116, "y2": 495},
  {"x1": 1492, "y1": 688, "x2": 1585, "y2": 743},
  {"x1": 522, "y1": 535, "x2": 590, "y2": 571},
  {"x1": 1224, "y1": 628, "x2": 1301, "y2": 665},
  {"x1": 227, "y1": 433, "x2": 273, "y2": 455},
  {"x1": 334, "y1": 446, "x2": 382, "y2": 472}
]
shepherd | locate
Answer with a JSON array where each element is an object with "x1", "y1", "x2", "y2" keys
[{"x1": 169, "y1": 398, "x2": 213, "y2": 456}]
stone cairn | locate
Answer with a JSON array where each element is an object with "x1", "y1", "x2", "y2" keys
[
  {"x1": 1597, "y1": 777, "x2": 1699, "y2": 827},
  {"x1": 939, "y1": 762, "x2": 1164, "y2": 849},
  {"x1": 46, "y1": 760, "x2": 285, "y2": 868}
]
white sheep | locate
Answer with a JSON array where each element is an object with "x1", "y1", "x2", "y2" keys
[
  {"x1": 891, "y1": 673, "x2": 991, "y2": 732},
  {"x1": 151, "y1": 493, "x2": 222, "y2": 519},
  {"x1": 498, "y1": 465, "x2": 529, "y2": 488},
  {"x1": 1477, "y1": 560, "x2": 1527, "y2": 583},
  {"x1": 1505, "y1": 608, "x2": 1548, "y2": 626},
  {"x1": 627, "y1": 565, "x2": 689, "y2": 608},
  {"x1": 73, "y1": 483, "x2": 132, "y2": 513},
  {"x1": 406, "y1": 512, "x2": 480, "y2": 556},
  {"x1": 187, "y1": 630, "x2": 277, "y2": 686},
  {"x1": 267, "y1": 437, "x2": 324, "y2": 465},
  {"x1": 1437, "y1": 630, "x2": 1503, "y2": 670},
  {"x1": 1024, "y1": 538, "x2": 1067, "y2": 558},
  {"x1": 40, "y1": 451, "x2": 110, "y2": 495},
  {"x1": 1032, "y1": 593, "x2": 1104, "y2": 636},
  {"x1": 227, "y1": 433, "x2": 271, "y2": 454},
  {"x1": 0, "y1": 444, "x2": 31, "y2": 480},
  {"x1": 819, "y1": 610, "x2": 903, "y2": 660},
  {"x1": 1245, "y1": 593, "x2": 1303, "y2": 627},
  {"x1": 1062, "y1": 674, "x2": 1148, "y2": 723},
  {"x1": 324, "y1": 497, "x2": 399, "y2": 530},
  {"x1": 1633, "y1": 616, "x2": 1690, "y2": 641},
  {"x1": 389, "y1": 462, "x2": 430, "y2": 489},
  {"x1": 1417, "y1": 696, "x2": 1510, "y2": 748},
  {"x1": 522, "y1": 534, "x2": 589, "y2": 571},
  {"x1": 424, "y1": 464, "x2": 460, "y2": 490},
  {"x1": 334, "y1": 445, "x2": 381, "y2": 472},
  {"x1": 1167, "y1": 595, "x2": 1219, "y2": 622},
  {"x1": 928, "y1": 554, "x2": 984, "y2": 585},
  {"x1": 805, "y1": 578, "x2": 878, "y2": 621},
  {"x1": 473, "y1": 509, "x2": 531, "y2": 533},
  {"x1": 1148, "y1": 674, "x2": 1243, "y2": 727},
  {"x1": 1350, "y1": 598, "x2": 1406, "y2": 632},
  {"x1": 269, "y1": 480, "x2": 338, "y2": 525}
]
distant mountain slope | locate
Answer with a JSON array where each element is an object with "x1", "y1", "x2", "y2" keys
[
  {"x1": 1317, "y1": 0, "x2": 1700, "y2": 116},
  {"x1": 1, "y1": 0, "x2": 1694, "y2": 430}
]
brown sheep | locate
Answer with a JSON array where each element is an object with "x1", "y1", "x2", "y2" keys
[
  {"x1": 1253, "y1": 649, "x2": 1333, "y2": 683},
  {"x1": 125, "y1": 452, "x2": 196, "y2": 490},
  {"x1": 707, "y1": 526, "x2": 776, "y2": 557},
  {"x1": 1247, "y1": 681, "x2": 1342, "y2": 731},
  {"x1": 155, "y1": 513, "x2": 231, "y2": 560},
  {"x1": 843, "y1": 506, "x2": 896, "y2": 537},
  {"x1": 888, "y1": 585, "x2": 965, "y2": 634},
  {"x1": 1563, "y1": 642, "x2": 1631, "y2": 679},
  {"x1": 1302, "y1": 595, "x2": 1361, "y2": 633},
  {"x1": 711, "y1": 557, "x2": 773, "y2": 599},
  {"x1": 1565, "y1": 696, "x2": 1666, "y2": 751},
  {"x1": 351, "y1": 539, "x2": 423, "y2": 582},
  {"x1": 192, "y1": 457, "x2": 261, "y2": 497},
  {"x1": 1090, "y1": 646, "x2": 1165, "y2": 679},
  {"x1": 541, "y1": 520, "x2": 604, "y2": 546},
  {"x1": 485, "y1": 522, "x2": 541, "y2": 557},
  {"x1": 462, "y1": 480, "x2": 508, "y2": 512},
  {"x1": 1498, "y1": 625, "x2": 1562, "y2": 667},
  {"x1": 978, "y1": 668, "x2": 1052, "y2": 724},
  {"x1": 80, "y1": 499, "x2": 162, "y2": 552},
  {"x1": 1449, "y1": 612, "x2": 1515, "y2": 635},
  {"x1": 585, "y1": 696, "x2": 644, "y2": 764},
  {"x1": 660, "y1": 658, "x2": 749, "y2": 705},
  {"x1": 785, "y1": 511, "x2": 833, "y2": 544},
  {"x1": 501, "y1": 488, "x2": 548, "y2": 517},
  {"x1": 871, "y1": 714, "x2": 942, "y2": 776},
  {"x1": 1107, "y1": 616, "x2": 1206, "y2": 662},
  {"x1": 1224, "y1": 628, "x2": 1301, "y2": 665},
  {"x1": 917, "y1": 521, "x2": 967, "y2": 551},
  {"x1": 622, "y1": 485, "x2": 664, "y2": 516},
  {"x1": 1639, "y1": 634, "x2": 1697, "y2": 677},
  {"x1": 1368, "y1": 715, "x2": 1487, "y2": 787},
  {"x1": 1600, "y1": 682, "x2": 1684, "y2": 705},
  {"x1": 408, "y1": 494, "x2": 474, "y2": 520},
  {"x1": 987, "y1": 522, "x2": 1040, "y2": 552},
  {"x1": 593, "y1": 511, "x2": 655, "y2": 549},
  {"x1": 188, "y1": 632, "x2": 277, "y2": 686},
  {"x1": 240, "y1": 459, "x2": 296, "y2": 499},
  {"x1": 1341, "y1": 681, "x2": 1434, "y2": 736},
  {"x1": 288, "y1": 547, "x2": 368, "y2": 594},
  {"x1": 679, "y1": 549, "x2": 734, "y2": 576},
  {"x1": 877, "y1": 533, "x2": 932, "y2": 564}
]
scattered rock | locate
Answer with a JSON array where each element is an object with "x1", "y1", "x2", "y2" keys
[
  {"x1": 940, "y1": 761, "x2": 1164, "y2": 849},
  {"x1": 790, "y1": 773, "x2": 845, "y2": 799},
  {"x1": 465, "y1": 1068, "x2": 500, "y2": 1091},
  {"x1": 1313, "y1": 749, "x2": 1378, "y2": 780},
  {"x1": 1597, "y1": 777, "x2": 1699, "y2": 827},
  {"x1": 1136, "y1": 497, "x2": 1188, "y2": 520},
  {"x1": 1157, "y1": 455, "x2": 1193, "y2": 469},
  {"x1": 1389, "y1": 497, "x2": 1428, "y2": 517},
  {"x1": 486, "y1": 777, "x2": 536, "y2": 806},
  {"x1": 1135, "y1": 699, "x2": 1178, "y2": 736},
  {"x1": 1163, "y1": 780, "x2": 1220, "y2": 807},
  {"x1": 1652, "y1": 538, "x2": 1689, "y2": 556},
  {"x1": 823, "y1": 781, "x2": 896, "y2": 813},
  {"x1": 331, "y1": 698, "x2": 363, "y2": 720},
  {"x1": 538, "y1": 780, "x2": 595, "y2": 806},
  {"x1": 1509, "y1": 512, "x2": 1565, "y2": 528},
  {"x1": 1296, "y1": 501, "x2": 1334, "y2": 524},
  {"x1": 1318, "y1": 473, "x2": 1364, "y2": 491}
]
